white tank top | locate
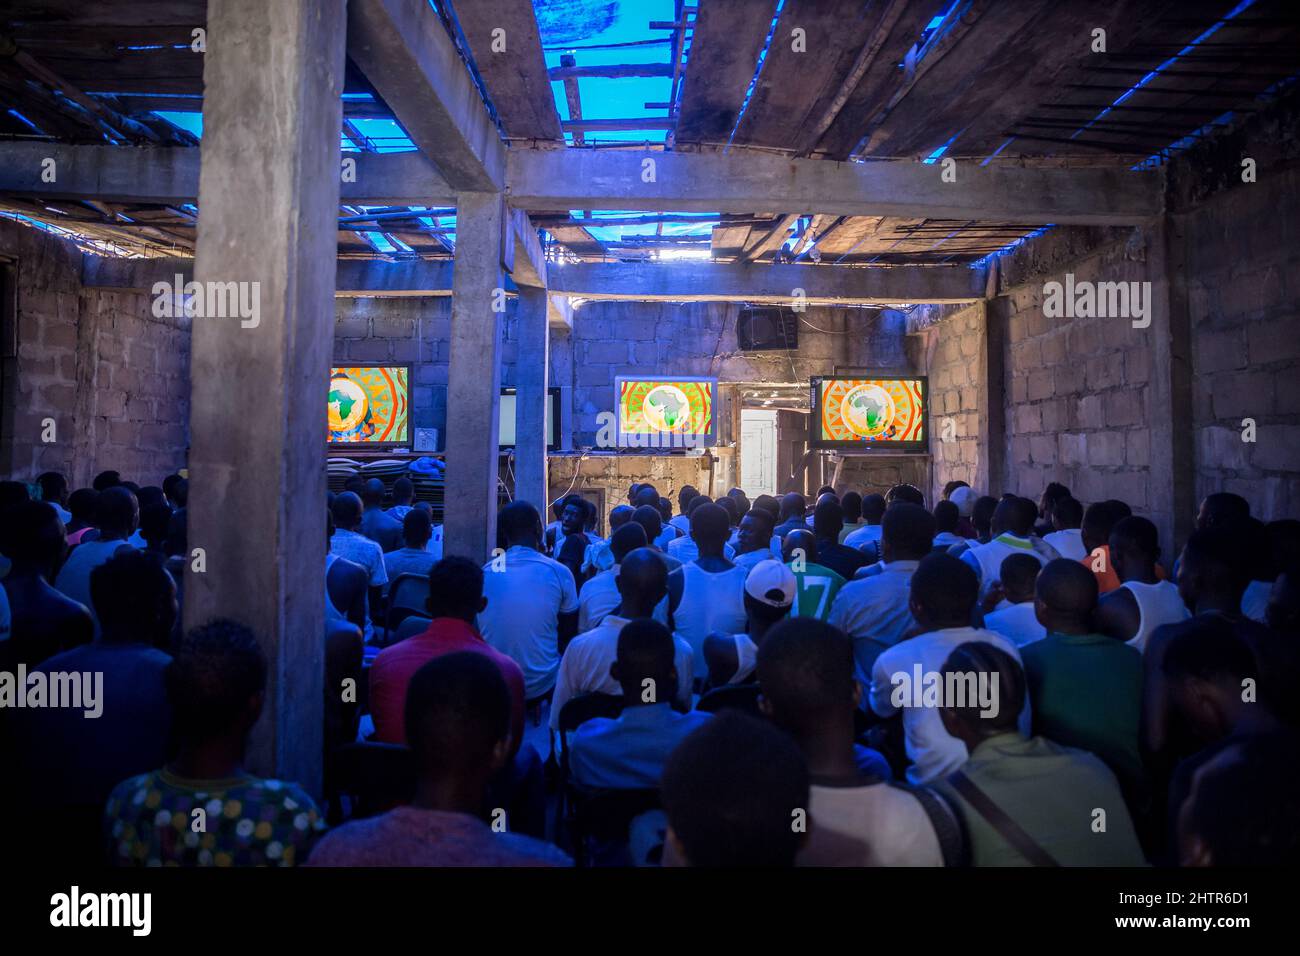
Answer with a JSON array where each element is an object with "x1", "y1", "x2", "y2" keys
[
  {"x1": 1122, "y1": 579, "x2": 1190, "y2": 653},
  {"x1": 674, "y1": 563, "x2": 748, "y2": 678}
]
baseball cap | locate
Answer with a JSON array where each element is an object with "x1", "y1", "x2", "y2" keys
[
  {"x1": 950, "y1": 485, "x2": 977, "y2": 517},
  {"x1": 745, "y1": 559, "x2": 796, "y2": 608}
]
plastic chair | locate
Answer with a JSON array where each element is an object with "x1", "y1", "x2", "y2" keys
[
  {"x1": 554, "y1": 693, "x2": 624, "y2": 860},
  {"x1": 382, "y1": 572, "x2": 431, "y2": 642}
]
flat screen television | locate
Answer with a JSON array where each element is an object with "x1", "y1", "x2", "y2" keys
[
  {"x1": 614, "y1": 376, "x2": 717, "y2": 449},
  {"x1": 809, "y1": 376, "x2": 928, "y2": 451},
  {"x1": 327, "y1": 365, "x2": 411, "y2": 446},
  {"x1": 499, "y1": 386, "x2": 562, "y2": 452}
]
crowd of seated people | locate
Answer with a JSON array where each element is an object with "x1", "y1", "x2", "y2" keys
[{"x1": 1, "y1": 466, "x2": 1298, "y2": 869}]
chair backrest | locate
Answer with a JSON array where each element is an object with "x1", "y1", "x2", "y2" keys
[
  {"x1": 696, "y1": 683, "x2": 761, "y2": 716},
  {"x1": 391, "y1": 614, "x2": 432, "y2": 644},
  {"x1": 388, "y1": 572, "x2": 431, "y2": 615},
  {"x1": 558, "y1": 693, "x2": 624, "y2": 733}
]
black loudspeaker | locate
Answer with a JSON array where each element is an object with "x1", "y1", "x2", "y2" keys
[{"x1": 736, "y1": 306, "x2": 798, "y2": 351}]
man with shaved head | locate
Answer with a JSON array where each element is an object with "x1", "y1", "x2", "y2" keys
[
  {"x1": 783, "y1": 529, "x2": 845, "y2": 623},
  {"x1": 1094, "y1": 515, "x2": 1189, "y2": 652},
  {"x1": 577, "y1": 522, "x2": 654, "y2": 631},
  {"x1": 668, "y1": 503, "x2": 748, "y2": 679},
  {"x1": 1021, "y1": 559, "x2": 1143, "y2": 797},
  {"x1": 552, "y1": 547, "x2": 693, "y2": 729},
  {"x1": 960, "y1": 496, "x2": 1058, "y2": 599},
  {"x1": 630, "y1": 504, "x2": 682, "y2": 569},
  {"x1": 359, "y1": 477, "x2": 403, "y2": 552}
]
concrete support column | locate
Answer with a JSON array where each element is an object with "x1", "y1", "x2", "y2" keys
[
  {"x1": 443, "y1": 191, "x2": 506, "y2": 561},
  {"x1": 513, "y1": 287, "x2": 550, "y2": 512},
  {"x1": 185, "y1": 0, "x2": 345, "y2": 791}
]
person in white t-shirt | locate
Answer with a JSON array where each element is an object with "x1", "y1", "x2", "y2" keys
[
  {"x1": 843, "y1": 493, "x2": 887, "y2": 560},
  {"x1": 981, "y1": 553, "x2": 1047, "y2": 647},
  {"x1": 1094, "y1": 515, "x2": 1190, "y2": 653},
  {"x1": 551, "y1": 547, "x2": 693, "y2": 729},
  {"x1": 478, "y1": 501, "x2": 580, "y2": 702},
  {"x1": 870, "y1": 553, "x2": 1031, "y2": 784},
  {"x1": 329, "y1": 491, "x2": 388, "y2": 618},
  {"x1": 1044, "y1": 495, "x2": 1087, "y2": 561},
  {"x1": 669, "y1": 486, "x2": 698, "y2": 536},
  {"x1": 578, "y1": 522, "x2": 656, "y2": 632},
  {"x1": 757, "y1": 616, "x2": 961, "y2": 867},
  {"x1": 960, "y1": 497, "x2": 1058, "y2": 599},
  {"x1": 667, "y1": 503, "x2": 748, "y2": 679}
]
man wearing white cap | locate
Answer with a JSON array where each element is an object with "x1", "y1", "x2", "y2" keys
[{"x1": 702, "y1": 559, "x2": 795, "y2": 690}]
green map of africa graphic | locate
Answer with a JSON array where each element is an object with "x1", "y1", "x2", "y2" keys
[
  {"x1": 329, "y1": 388, "x2": 355, "y2": 421},
  {"x1": 648, "y1": 391, "x2": 685, "y2": 427}
]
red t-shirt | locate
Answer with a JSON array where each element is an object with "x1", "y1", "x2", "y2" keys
[{"x1": 369, "y1": 617, "x2": 526, "y2": 754}]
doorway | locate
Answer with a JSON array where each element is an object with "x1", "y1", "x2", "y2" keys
[{"x1": 740, "y1": 409, "x2": 778, "y2": 498}]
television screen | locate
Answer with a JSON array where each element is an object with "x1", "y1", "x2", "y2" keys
[
  {"x1": 615, "y1": 376, "x2": 717, "y2": 449},
  {"x1": 328, "y1": 366, "x2": 410, "y2": 445},
  {"x1": 810, "y1": 376, "x2": 927, "y2": 450},
  {"x1": 499, "y1": 387, "x2": 561, "y2": 452}
]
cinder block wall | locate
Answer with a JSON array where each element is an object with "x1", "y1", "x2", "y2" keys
[{"x1": 0, "y1": 219, "x2": 190, "y2": 487}]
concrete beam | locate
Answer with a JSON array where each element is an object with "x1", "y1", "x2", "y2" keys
[
  {"x1": 506, "y1": 207, "x2": 547, "y2": 288},
  {"x1": 0, "y1": 143, "x2": 453, "y2": 206},
  {"x1": 506, "y1": 148, "x2": 1164, "y2": 225},
  {"x1": 548, "y1": 260, "x2": 987, "y2": 305},
  {"x1": 183, "y1": 0, "x2": 345, "y2": 791},
  {"x1": 347, "y1": 0, "x2": 506, "y2": 191},
  {"x1": 82, "y1": 255, "x2": 984, "y2": 305},
  {"x1": 547, "y1": 293, "x2": 574, "y2": 329}
]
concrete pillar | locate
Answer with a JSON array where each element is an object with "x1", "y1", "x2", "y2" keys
[
  {"x1": 185, "y1": 0, "x2": 345, "y2": 792},
  {"x1": 513, "y1": 287, "x2": 550, "y2": 512},
  {"x1": 443, "y1": 191, "x2": 506, "y2": 561}
]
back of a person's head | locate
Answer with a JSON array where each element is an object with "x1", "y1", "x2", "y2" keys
[
  {"x1": 0, "y1": 480, "x2": 30, "y2": 512},
  {"x1": 756, "y1": 617, "x2": 854, "y2": 735},
  {"x1": 362, "y1": 478, "x2": 386, "y2": 507},
  {"x1": 162, "y1": 472, "x2": 182, "y2": 504},
  {"x1": 633, "y1": 485, "x2": 660, "y2": 509},
  {"x1": 717, "y1": 495, "x2": 739, "y2": 526},
  {"x1": 728, "y1": 489, "x2": 751, "y2": 519},
  {"x1": 171, "y1": 477, "x2": 189, "y2": 508},
  {"x1": 657, "y1": 497, "x2": 673, "y2": 522},
  {"x1": 1182, "y1": 527, "x2": 1249, "y2": 598},
  {"x1": 136, "y1": 485, "x2": 166, "y2": 510},
  {"x1": 662, "y1": 711, "x2": 810, "y2": 867},
  {"x1": 91, "y1": 551, "x2": 175, "y2": 642},
  {"x1": 68, "y1": 487, "x2": 99, "y2": 523},
  {"x1": 933, "y1": 499, "x2": 959, "y2": 534},
  {"x1": 778, "y1": 492, "x2": 805, "y2": 519},
  {"x1": 860, "y1": 493, "x2": 886, "y2": 524},
  {"x1": 678, "y1": 485, "x2": 699, "y2": 509},
  {"x1": 840, "y1": 491, "x2": 862, "y2": 522},
  {"x1": 498, "y1": 500, "x2": 541, "y2": 544},
  {"x1": 943, "y1": 480, "x2": 970, "y2": 499},
  {"x1": 1081, "y1": 499, "x2": 1123, "y2": 549},
  {"x1": 686, "y1": 494, "x2": 713, "y2": 516},
  {"x1": 939, "y1": 642, "x2": 1026, "y2": 736},
  {"x1": 405, "y1": 652, "x2": 510, "y2": 777},
  {"x1": 972, "y1": 495, "x2": 998, "y2": 532},
  {"x1": 0, "y1": 500, "x2": 64, "y2": 568},
  {"x1": 812, "y1": 497, "x2": 844, "y2": 539},
  {"x1": 1042, "y1": 482, "x2": 1070, "y2": 510},
  {"x1": 1110, "y1": 515, "x2": 1159, "y2": 564},
  {"x1": 632, "y1": 504, "x2": 663, "y2": 540},
  {"x1": 1053, "y1": 495, "x2": 1083, "y2": 529},
  {"x1": 428, "y1": 556, "x2": 484, "y2": 620},
  {"x1": 993, "y1": 496, "x2": 1031, "y2": 536},
  {"x1": 139, "y1": 502, "x2": 173, "y2": 547},
  {"x1": 911, "y1": 552, "x2": 978, "y2": 627},
  {"x1": 609, "y1": 504, "x2": 635, "y2": 532},
  {"x1": 614, "y1": 618, "x2": 676, "y2": 696},
  {"x1": 999, "y1": 553, "x2": 1042, "y2": 601},
  {"x1": 1182, "y1": 734, "x2": 1300, "y2": 866},
  {"x1": 1161, "y1": 614, "x2": 1256, "y2": 686},
  {"x1": 37, "y1": 470, "x2": 67, "y2": 502},
  {"x1": 1199, "y1": 491, "x2": 1250, "y2": 530},
  {"x1": 690, "y1": 502, "x2": 730, "y2": 544},
  {"x1": 343, "y1": 475, "x2": 366, "y2": 497},
  {"x1": 331, "y1": 491, "x2": 363, "y2": 530},
  {"x1": 882, "y1": 502, "x2": 935, "y2": 560},
  {"x1": 92, "y1": 470, "x2": 122, "y2": 492},
  {"x1": 885, "y1": 483, "x2": 925, "y2": 508},
  {"x1": 1035, "y1": 558, "x2": 1098, "y2": 619},
  {"x1": 95, "y1": 485, "x2": 138, "y2": 536},
  {"x1": 752, "y1": 494, "x2": 780, "y2": 519},
  {"x1": 403, "y1": 508, "x2": 433, "y2": 547},
  {"x1": 392, "y1": 476, "x2": 414, "y2": 502},
  {"x1": 610, "y1": 522, "x2": 649, "y2": 564},
  {"x1": 168, "y1": 619, "x2": 267, "y2": 743},
  {"x1": 1107, "y1": 499, "x2": 1133, "y2": 521}
]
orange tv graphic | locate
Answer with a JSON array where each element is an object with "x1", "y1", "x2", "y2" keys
[
  {"x1": 815, "y1": 378, "x2": 925, "y2": 446},
  {"x1": 328, "y1": 366, "x2": 410, "y2": 444},
  {"x1": 616, "y1": 377, "x2": 716, "y2": 444}
]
